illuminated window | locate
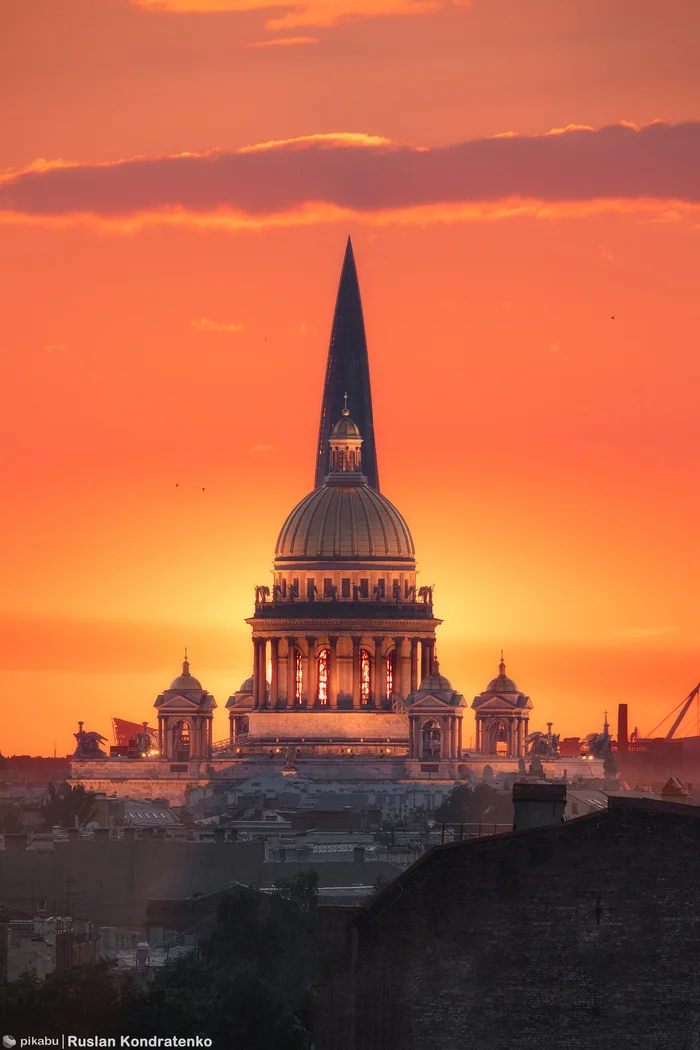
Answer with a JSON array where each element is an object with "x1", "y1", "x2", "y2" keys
[
  {"x1": 386, "y1": 651, "x2": 395, "y2": 698},
  {"x1": 295, "y1": 649, "x2": 303, "y2": 704},
  {"x1": 317, "y1": 649, "x2": 329, "y2": 705},
  {"x1": 360, "y1": 649, "x2": 371, "y2": 704}
]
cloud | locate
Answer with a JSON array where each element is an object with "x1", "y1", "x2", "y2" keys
[
  {"x1": 131, "y1": 0, "x2": 443, "y2": 31},
  {"x1": 248, "y1": 36, "x2": 318, "y2": 47},
  {"x1": 2, "y1": 122, "x2": 699, "y2": 231},
  {"x1": 191, "y1": 317, "x2": 243, "y2": 332},
  {"x1": 247, "y1": 444, "x2": 277, "y2": 454},
  {"x1": 618, "y1": 626, "x2": 679, "y2": 640}
]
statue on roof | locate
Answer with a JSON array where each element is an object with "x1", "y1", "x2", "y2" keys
[{"x1": 73, "y1": 722, "x2": 108, "y2": 758}]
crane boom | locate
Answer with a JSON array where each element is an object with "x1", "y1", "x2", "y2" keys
[{"x1": 665, "y1": 682, "x2": 700, "y2": 740}]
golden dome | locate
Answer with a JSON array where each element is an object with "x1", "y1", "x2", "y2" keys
[
  {"x1": 275, "y1": 483, "x2": 415, "y2": 562},
  {"x1": 331, "y1": 414, "x2": 361, "y2": 439}
]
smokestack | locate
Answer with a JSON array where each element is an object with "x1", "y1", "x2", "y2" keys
[{"x1": 618, "y1": 704, "x2": 629, "y2": 754}]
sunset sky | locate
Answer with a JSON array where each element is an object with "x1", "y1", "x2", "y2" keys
[{"x1": 2, "y1": 0, "x2": 700, "y2": 755}]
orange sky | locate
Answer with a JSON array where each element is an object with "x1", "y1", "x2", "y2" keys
[{"x1": 1, "y1": 0, "x2": 700, "y2": 755}]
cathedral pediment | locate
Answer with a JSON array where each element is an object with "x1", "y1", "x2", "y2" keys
[
  {"x1": 157, "y1": 694, "x2": 202, "y2": 710},
  {"x1": 408, "y1": 694, "x2": 453, "y2": 710}
]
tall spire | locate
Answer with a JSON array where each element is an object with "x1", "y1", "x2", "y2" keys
[{"x1": 315, "y1": 237, "x2": 380, "y2": 490}]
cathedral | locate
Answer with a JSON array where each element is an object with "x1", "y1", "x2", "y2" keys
[{"x1": 71, "y1": 240, "x2": 602, "y2": 801}]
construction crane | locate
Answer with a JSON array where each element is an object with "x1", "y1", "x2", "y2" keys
[
  {"x1": 665, "y1": 683, "x2": 700, "y2": 739},
  {"x1": 642, "y1": 684, "x2": 700, "y2": 743}
]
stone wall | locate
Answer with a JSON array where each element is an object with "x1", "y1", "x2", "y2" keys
[
  {"x1": 246, "y1": 710, "x2": 407, "y2": 742},
  {"x1": 315, "y1": 799, "x2": 700, "y2": 1050}
]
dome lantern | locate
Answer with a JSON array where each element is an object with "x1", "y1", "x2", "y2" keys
[{"x1": 327, "y1": 394, "x2": 364, "y2": 478}]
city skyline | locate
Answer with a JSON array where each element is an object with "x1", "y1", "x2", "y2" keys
[{"x1": 2, "y1": 0, "x2": 700, "y2": 754}]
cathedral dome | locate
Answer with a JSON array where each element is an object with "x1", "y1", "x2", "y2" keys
[
  {"x1": 419, "y1": 671, "x2": 454, "y2": 692},
  {"x1": 275, "y1": 483, "x2": 415, "y2": 562}
]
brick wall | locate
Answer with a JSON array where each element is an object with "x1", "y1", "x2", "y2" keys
[{"x1": 315, "y1": 801, "x2": 700, "y2": 1050}]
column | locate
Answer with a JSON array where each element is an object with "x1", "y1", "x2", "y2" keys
[
  {"x1": 252, "y1": 639, "x2": 261, "y2": 710},
  {"x1": 352, "y1": 636, "x2": 362, "y2": 709},
  {"x1": 306, "y1": 636, "x2": 316, "y2": 707},
  {"x1": 373, "y1": 637, "x2": 384, "y2": 709},
  {"x1": 329, "y1": 636, "x2": 339, "y2": 709},
  {"x1": 286, "y1": 637, "x2": 296, "y2": 707},
  {"x1": 230, "y1": 716, "x2": 236, "y2": 747},
  {"x1": 426, "y1": 640, "x2": 435, "y2": 676},
  {"x1": 158, "y1": 718, "x2": 164, "y2": 755},
  {"x1": 259, "y1": 638, "x2": 268, "y2": 709},
  {"x1": 393, "y1": 637, "x2": 404, "y2": 701},
  {"x1": 475, "y1": 718, "x2": 481, "y2": 751},
  {"x1": 410, "y1": 639, "x2": 419, "y2": 693},
  {"x1": 408, "y1": 718, "x2": 414, "y2": 757},
  {"x1": 458, "y1": 717, "x2": 463, "y2": 758},
  {"x1": 450, "y1": 718, "x2": 457, "y2": 760},
  {"x1": 420, "y1": 640, "x2": 430, "y2": 683},
  {"x1": 269, "y1": 638, "x2": 279, "y2": 709}
]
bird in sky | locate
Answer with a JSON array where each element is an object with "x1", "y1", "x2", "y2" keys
[
  {"x1": 611, "y1": 316, "x2": 615, "y2": 320},
  {"x1": 175, "y1": 483, "x2": 179, "y2": 487},
  {"x1": 202, "y1": 487, "x2": 205, "y2": 492}
]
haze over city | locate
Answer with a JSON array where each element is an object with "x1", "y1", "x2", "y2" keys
[{"x1": 2, "y1": 0, "x2": 700, "y2": 755}]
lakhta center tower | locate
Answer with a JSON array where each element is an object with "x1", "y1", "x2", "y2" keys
[{"x1": 226, "y1": 238, "x2": 448, "y2": 756}]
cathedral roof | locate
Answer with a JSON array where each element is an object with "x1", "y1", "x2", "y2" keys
[
  {"x1": 331, "y1": 412, "x2": 361, "y2": 439},
  {"x1": 275, "y1": 482, "x2": 415, "y2": 562}
]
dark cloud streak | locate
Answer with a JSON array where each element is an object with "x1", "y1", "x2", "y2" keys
[{"x1": 2, "y1": 122, "x2": 699, "y2": 217}]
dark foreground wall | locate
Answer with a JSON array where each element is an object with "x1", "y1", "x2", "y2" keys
[{"x1": 315, "y1": 798, "x2": 700, "y2": 1050}]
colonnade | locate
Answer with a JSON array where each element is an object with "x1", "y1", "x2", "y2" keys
[
  {"x1": 408, "y1": 713, "x2": 463, "y2": 760},
  {"x1": 474, "y1": 715, "x2": 528, "y2": 757},
  {"x1": 250, "y1": 634, "x2": 436, "y2": 710},
  {"x1": 156, "y1": 714, "x2": 214, "y2": 760}
]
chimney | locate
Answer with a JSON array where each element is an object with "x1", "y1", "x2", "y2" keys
[
  {"x1": 618, "y1": 704, "x2": 629, "y2": 754},
  {"x1": 512, "y1": 783, "x2": 567, "y2": 831}
]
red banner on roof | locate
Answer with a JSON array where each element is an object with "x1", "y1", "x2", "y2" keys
[{"x1": 112, "y1": 717, "x2": 157, "y2": 747}]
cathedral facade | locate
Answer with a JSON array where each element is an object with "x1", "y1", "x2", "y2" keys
[{"x1": 71, "y1": 240, "x2": 602, "y2": 801}]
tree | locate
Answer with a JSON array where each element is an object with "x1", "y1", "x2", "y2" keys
[
  {"x1": 436, "y1": 782, "x2": 514, "y2": 826},
  {"x1": 40, "y1": 784, "x2": 97, "y2": 829},
  {"x1": 0, "y1": 802, "x2": 24, "y2": 833}
]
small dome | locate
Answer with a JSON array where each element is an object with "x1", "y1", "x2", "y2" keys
[
  {"x1": 485, "y1": 656, "x2": 519, "y2": 694},
  {"x1": 239, "y1": 676, "x2": 254, "y2": 694},
  {"x1": 169, "y1": 655, "x2": 202, "y2": 692},
  {"x1": 331, "y1": 414, "x2": 361, "y2": 439},
  {"x1": 418, "y1": 658, "x2": 453, "y2": 693},
  {"x1": 275, "y1": 484, "x2": 415, "y2": 562}
]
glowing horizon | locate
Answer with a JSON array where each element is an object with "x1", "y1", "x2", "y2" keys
[{"x1": 2, "y1": 0, "x2": 700, "y2": 755}]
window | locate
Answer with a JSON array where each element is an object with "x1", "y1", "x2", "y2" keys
[
  {"x1": 360, "y1": 650, "x2": 371, "y2": 704},
  {"x1": 386, "y1": 651, "x2": 395, "y2": 698},
  {"x1": 293, "y1": 579, "x2": 300, "y2": 597},
  {"x1": 36, "y1": 898, "x2": 47, "y2": 913},
  {"x1": 281, "y1": 579, "x2": 287, "y2": 598},
  {"x1": 360, "y1": 578, "x2": 369, "y2": 599},
  {"x1": 295, "y1": 649, "x2": 303, "y2": 704},
  {"x1": 376, "y1": 578, "x2": 386, "y2": 599},
  {"x1": 323, "y1": 578, "x2": 334, "y2": 598},
  {"x1": 422, "y1": 720, "x2": 442, "y2": 759},
  {"x1": 170, "y1": 764, "x2": 188, "y2": 773},
  {"x1": 317, "y1": 649, "x2": 329, "y2": 705},
  {"x1": 341, "y1": 578, "x2": 351, "y2": 598},
  {"x1": 172, "y1": 721, "x2": 190, "y2": 760}
]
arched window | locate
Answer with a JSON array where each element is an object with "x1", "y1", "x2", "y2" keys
[
  {"x1": 496, "y1": 720, "x2": 509, "y2": 756},
  {"x1": 317, "y1": 648, "x2": 329, "y2": 705},
  {"x1": 386, "y1": 651, "x2": 395, "y2": 699},
  {"x1": 360, "y1": 649, "x2": 371, "y2": 705},
  {"x1": 295, "y1": 648, "x2": 303, "y2": 705},
  {"x1": 422, "y1": 720, "x2": 442, "y2": 759},
  {"x1": 172, "y1": 720, "x2": 191, "y2": 761}
]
